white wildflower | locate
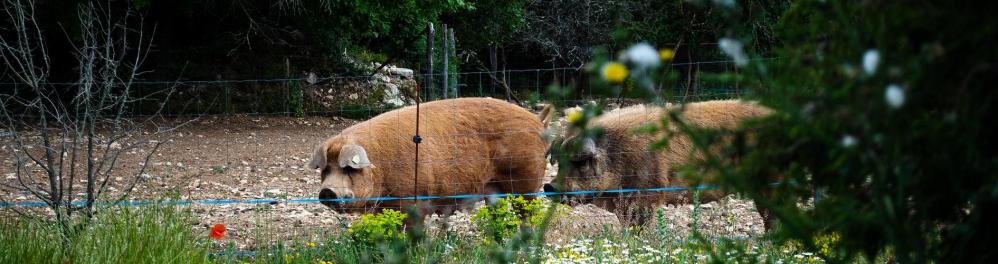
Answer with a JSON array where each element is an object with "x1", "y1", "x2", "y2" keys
[
  {"x1": 714, "y1": 0, "x2": 736, "y2": 8},
  {"x1": 841, "y1": 134, "x2": 857, "y2": 148},
  {"x1": 718, "y1": 38, "x2": 748, "y2": 66},
  {"x1": 863, "y1": 49, "x2": 880, "y2": 75},
  {"x1": 624, "y1": 42, "x2": 661, "y2": 69},
  {"x1": 885, "y1": 84, "x2": 905, "y2": 109}
]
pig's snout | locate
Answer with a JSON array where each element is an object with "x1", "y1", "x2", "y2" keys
[
  {"x1": 319, "y1": 188, "x2": 354, "y2": 209},
  {"x1": 543, "y1": 183, "x2": 558, "y2": 193}
]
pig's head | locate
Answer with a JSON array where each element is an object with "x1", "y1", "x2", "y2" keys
[
  {"x1": 309, "y1": 139, "x2": 379, "y2": 212},
  {"x1": 546, "y1": 134, "x2": 622, "y2": 202}
]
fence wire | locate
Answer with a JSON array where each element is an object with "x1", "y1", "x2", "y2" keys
[
  {"x1": 1, "y1": 58, "x2": 773, "y2": 252},
  {"x1": 0, "y1": 58, "x2": 770, "y2": 118}
]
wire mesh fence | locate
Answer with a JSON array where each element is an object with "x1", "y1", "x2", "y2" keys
[
  {"x1": 0, "y1": 58, "x2": 763, "y2": 119},
  {"x1": 0, "y1": 58, "x2": 773, "y2": 255}
]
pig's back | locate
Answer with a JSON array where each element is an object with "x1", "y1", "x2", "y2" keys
[{"x1": 337, "y1": 98, "x2": 547, "y2": 197}]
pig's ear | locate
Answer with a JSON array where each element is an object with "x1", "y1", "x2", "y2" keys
[
  {"x1": 338, "y1": 144, "x2": 373, "y2": 169},
  {"x1": 309, "y1": 144, "x2": 328, "y2": 170}
]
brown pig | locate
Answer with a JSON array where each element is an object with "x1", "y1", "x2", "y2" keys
[
  {"x1": 309, "y1": 97, "x2": 552, "y2": 220},
  {"x1": 548, "y1": 99, "x2": 776, "y2": 229}
]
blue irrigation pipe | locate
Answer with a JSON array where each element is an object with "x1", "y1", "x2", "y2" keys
[{"x1": 0, "y1": 185, "x2": 724, "y2": 208}]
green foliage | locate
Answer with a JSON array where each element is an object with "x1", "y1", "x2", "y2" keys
[
  {"x1": 288, "y1": 81, "x2": 305, "y2": 117},
  {"x1": 654, "y1": 1, "x2": 998, "y2": 263},
  {"x1": 471, "y1": 196, "x2": 565, "y2": 243},
  {"x1": 0, "y1": 206, "x2": 212, "y2": 264},
  {"x1": 348, "y1": 209, "x2": 408, "y2": 246},
  {"x1": 560, "y1": 0, "x2": 998, "y2": 262},
  {"x1": 453, "y1": 0, "x2": 526, "y2": 48},
  {"x1": 623, "y1": 0, "x2": 789, "y2": 57}
]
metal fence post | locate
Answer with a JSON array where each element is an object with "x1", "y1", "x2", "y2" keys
[
  {"x1": 442, "y1": 23, "x2": 449, "y2": 99},
  {"x1": 426, "y1": 23, "x2": 434, "y2": 101},
  {"x1": 285, "y1": 58, "x2": 290, "y2": 116},
  {"x1": 449, "y1": 27, "x2": 457, "y2": 98}
]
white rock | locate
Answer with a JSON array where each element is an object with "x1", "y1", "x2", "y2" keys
[
  {"x1": 264, "y1": 189, "x2": 284, "y2": 198},
  {"x1": 388, "y1": 67, "x2": 414, "y2": 79}
]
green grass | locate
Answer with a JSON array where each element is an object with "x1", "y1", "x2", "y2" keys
[
  {"x1": 1, "y1": 206, "x2": 212, "y2": 264},
  {"x1": 3, "y1": 204, "x2": 889, "y2": 264}
]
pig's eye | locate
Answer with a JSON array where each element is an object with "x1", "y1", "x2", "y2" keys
[
  {"x1": 342, "y1": 166, "x2": 360, "y2": 175},
  {"x1": 320, "y1": 167, "x2": 330, "y2": 181}
]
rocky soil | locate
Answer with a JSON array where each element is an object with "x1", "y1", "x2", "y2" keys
[{"x1": 1, "y1": 112, "x2": 764, "y2": 250}]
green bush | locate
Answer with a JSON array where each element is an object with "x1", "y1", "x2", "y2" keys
[
  {"x1": 288, "y1": 81, "x2": 305, "y2": 117},
  {"x1": 713, "y1": 1, "x2": 998, "y2": 263},
  {"x1": 587, "y1": 1, "x2": 998, "y2": 263},
  {"x1": 348, "y1": 209, "x2": 408, "y2": 246},
  {"x1": 472, "y1": 196, "x2": 567, "y2": 243}
]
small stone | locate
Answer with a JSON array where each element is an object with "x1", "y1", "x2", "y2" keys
[{"x1": 264, "y1": 189, "x2": 284, "y2": 198}]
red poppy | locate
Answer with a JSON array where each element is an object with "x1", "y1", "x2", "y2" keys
[{"x1": 210, "y1": 224, "x2": 226, "y2": 240}]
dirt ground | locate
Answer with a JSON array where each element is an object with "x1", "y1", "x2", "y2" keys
[{"x1": 1, "y1": 114, "x2": 764, "y2": 250}]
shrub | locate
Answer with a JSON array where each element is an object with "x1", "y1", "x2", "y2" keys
[
  {"x1": 348, "y1": 209, "x2": 408, "y2": 246},
  {"x1": 288, "y1": 81, "x2": 305, "y2": 117},
  {"x1": 472, "y1": 196, "x2": 567, "y2": 243},
  {"x1": 705, "y1": 1, "x2": 998, "y2": 263}
]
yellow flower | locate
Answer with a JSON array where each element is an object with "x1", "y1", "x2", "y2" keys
[
  {"x1": 307, "y1": 241, "x2": 317, "y2": 248},
  {"x1": 566, "y1": 111, "x2": 583, "y2": 124},
  {"x1": 659, "y1": 49, "x2": 675, "y2": 61},
  {"x1": 601, "y1": 62, "x2": 628, "y2": 84}
]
